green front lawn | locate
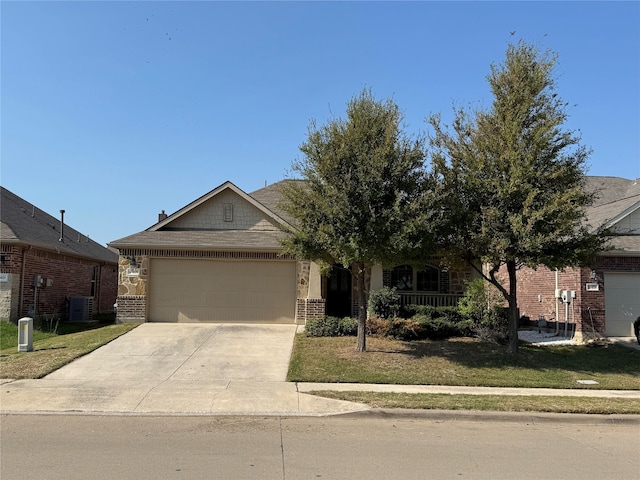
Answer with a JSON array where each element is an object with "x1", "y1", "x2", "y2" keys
[
  {"x1": 287, "y1": 335, "x2": 640, "y2": 390},
  {"x1": 0, "y1": 321, "x2": 138, "y2": 379},
  {"x1": 288, "y1": 334, "x2": 640, "y2": 414}
]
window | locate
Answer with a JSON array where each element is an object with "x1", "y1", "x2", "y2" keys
[
  {"x1": 391, "y1": 264, "x2": 439, "y2": 292},
  {"x1": 391, "y1": 265, "x2": 413, "y2": 291},
  {"x1": 417, "y1": 265, "x2": 439, "y2": 292}
]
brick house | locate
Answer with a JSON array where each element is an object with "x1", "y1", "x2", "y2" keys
[
  {"x1": 0, "y1": 187, "x2": 118, "y2": 322},
  {"x1": 109, "y1": 180, "x2": 475, "y2": 325},
  {"x1": 511, "y1": 176, "x2": 640, "y2": 341}
]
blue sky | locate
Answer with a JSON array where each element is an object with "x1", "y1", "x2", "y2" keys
[{"x1": 2, "y1": 1, "x2": 639, "y2": 247}]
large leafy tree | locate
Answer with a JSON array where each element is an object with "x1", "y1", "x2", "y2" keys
[
  {"x1": 280, "y1": 89, "x2": 427, "y2": 352},
  {"x1": 428, "y1": 41, "x2": 608, "y2": 355}
]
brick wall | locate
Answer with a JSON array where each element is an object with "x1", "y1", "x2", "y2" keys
[
  {"x1": 116, "y1": 295, "x2": 146, "y2": 323},
  {"x1": 0, "y1": 245, "x2": 117, "y2": 321},
  {"x1": 513, "y1": 255, "x2": 640, "y2": 339},
  {"x1": 512, "y1": 265, "x2": 581, "y2": 323},
  {"x1": 296, "y1": 298, "x2": 325, "y2": 324},
  {"x1": 581, "y1": 256, "x2": 640, "y2": 338}
]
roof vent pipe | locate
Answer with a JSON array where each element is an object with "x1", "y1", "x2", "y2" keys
[{"x1": 59, "y1": 210, "x2": 65, "y2": 242}]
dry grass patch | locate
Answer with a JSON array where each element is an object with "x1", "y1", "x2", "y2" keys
[{"x1": 308, "y1": 391, "x2": 640, "y2": 414}]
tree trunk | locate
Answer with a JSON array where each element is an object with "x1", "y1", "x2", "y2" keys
[
  {"x1": 506, "y1": 260, "x2": 519, "y2": 356},
  {"x1": 355, "y1": 263, "x2": 367, "y2": 352}
]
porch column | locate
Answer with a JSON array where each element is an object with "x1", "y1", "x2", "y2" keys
[{"x1": 370, "y1": 265, "x2": 384, "y2": 292}]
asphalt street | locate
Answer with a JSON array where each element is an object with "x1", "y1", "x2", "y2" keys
[{"x1": 1, "y1": 413, "x2": 637, "y2": 480}]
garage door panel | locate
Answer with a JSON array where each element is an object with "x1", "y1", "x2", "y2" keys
[
  {"x1": 149, "y1": 259, "x2": 296, "y2": 323},
  {"x1": 605, "y1": 273, "x2": 640, "y2": 337}
]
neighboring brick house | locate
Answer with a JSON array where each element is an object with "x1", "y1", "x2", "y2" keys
[
  {"x1": 109, "y1": 180, "x2": 475, "y2": 325},
  {"x1": 512, "y1": 176, "x2": 640, "y2": 341},
  {"x1": 0, "y1": 187, "x2": 118, "y2": 322}
]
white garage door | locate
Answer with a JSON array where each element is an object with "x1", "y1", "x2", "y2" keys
[
  {"x1": 148, "y1": 259, "x2": 297, "y2": 323},
  {"x1": 604, "y1": 273, "x2": 640, "y2": 337}
]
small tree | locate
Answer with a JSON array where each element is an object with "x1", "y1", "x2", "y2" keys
[
  {"x1": 428, "y1": 41, "x2": 609, "y2": 355},
  {"x1": 368, "y1": 286, "x2": 401, "y2": 320},
  {"x1": 280, "y1": 88, "x2": 427, "y2": 352}
]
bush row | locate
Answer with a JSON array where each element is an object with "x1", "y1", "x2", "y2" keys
[
  {"x1": 307, "y1": 280, "x2": 510, "y2": 342},
  {"x1": 304, "y1": 315, "x2": 358, "y2": 337},
  {"x1": 304, "y1": 308, "x2": 474, "y2": 341}
]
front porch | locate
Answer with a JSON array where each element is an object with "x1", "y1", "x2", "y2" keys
[{"x1": 398, "y1": 292, "x2": 464, "y2": 308}]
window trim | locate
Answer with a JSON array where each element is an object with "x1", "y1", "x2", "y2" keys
[{"x1": 390, "y1": 264, "x2": 440, "y2": 293}]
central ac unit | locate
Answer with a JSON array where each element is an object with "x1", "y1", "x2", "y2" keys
[{"x1": 69, "y1": 296, "x2": 94, "y2": 322}]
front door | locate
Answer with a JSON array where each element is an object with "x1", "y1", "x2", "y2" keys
[{"x1": 325, "y1": 265, "x2": 352, "y2": 318}]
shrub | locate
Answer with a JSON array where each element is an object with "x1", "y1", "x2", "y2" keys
[
  {"x1": 367, "y1": 311, "x2": 472, "y2": 341},
  {"x1": 413, "y1": 314, "x2": 473, "y2": 340},
  {"x1": 366, "y1": 316, "x2": 425, "y2": 339},
  {"x1": 459, "y1": 278, "x2": 509, "y2": 344},
  {"x1": 368, "y1": 287, "x2": 400, "y2": 319},
  {"x1": 305, "y1": 316, "x2": 358, "y2": 337},
  {"x1": 401, "y1": 305, "x2": 464, "y2": 323}
]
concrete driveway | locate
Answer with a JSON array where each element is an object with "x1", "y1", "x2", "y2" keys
[
  {"x1": 49, "y1": 323, "x2": 295, "y2": 383},
  {"x1": 0, "y1": 323, "x2": 369, "y2": 416}
]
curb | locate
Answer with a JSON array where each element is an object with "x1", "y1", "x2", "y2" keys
[{"x1": 339, "y1": 408, "x2": 640, "y2": 425}]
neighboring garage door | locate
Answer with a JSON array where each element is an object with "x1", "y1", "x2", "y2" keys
[
  {"x1": 604, "y1": 272, "x2": 640, "y2": 337},
  {"x1": 148, "y1": 259, "x2": 296, "y2": 323}
]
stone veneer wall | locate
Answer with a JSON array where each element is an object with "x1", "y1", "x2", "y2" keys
[
  {"x1": 297, "y1": 260, "x2": 311, "y2": 299},
  {"x1": 0, "y1": 273, "x2": 20, "y2": 321},
  {"x1": 448, "y1": 267, "x2": 474, "y2": 295}
]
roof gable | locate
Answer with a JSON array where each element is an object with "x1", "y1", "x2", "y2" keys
[
  {"x1": 586, "y1": 176, "x2": 640, "y2": 230},
  {"x1": 608, "y1": 202, "x2": 640, "y2": 234},
  {"x1": 148, "y1": 181, "x2": 293, "y2": 233}
]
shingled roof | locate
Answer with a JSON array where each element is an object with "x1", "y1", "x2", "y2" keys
[
  {"x1": 249, "y1": 179, "x2": 302, "y2": 226},
  {"x1": 109, "y1": 180, "x2": 295, "y2": 250},
  {"x1": 0, "y1": 186, "x2": 118, "y2": 263},
  {"x1": 108, "y1": 230, "x2": 287, "y2": 250},
  {"x1": 108, "y1": 176, "x2": 640, "y2": 255},
  {"x1": 585, "y1": 176, "x2": 640, "y2": 254}
]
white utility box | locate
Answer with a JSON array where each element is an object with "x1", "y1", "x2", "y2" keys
[{"x1": 18, "y1": 317, "x2": 33, "y2": 352}]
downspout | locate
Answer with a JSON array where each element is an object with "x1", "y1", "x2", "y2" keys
[
  {"x1": 564, "y1": 295, "x2": 569, "y2": 337},
  {"x1": 96, "y1": 263, "x2": 103, "y2": 314},
  {"x1": 554, "y1": 269, "x2": 560, "y2": 335}
]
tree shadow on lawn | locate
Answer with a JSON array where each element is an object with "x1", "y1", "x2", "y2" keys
[{"x1": 367, "y1": 337, "x2": 640, "y2": 377}]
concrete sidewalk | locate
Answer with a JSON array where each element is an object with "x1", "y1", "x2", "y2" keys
[
  {"x1": 3, "y1": 377, "x2": 639, "y2": 416},
  {"x1": 297, "y1": 383, "x2": 640, "y2": 399}
]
